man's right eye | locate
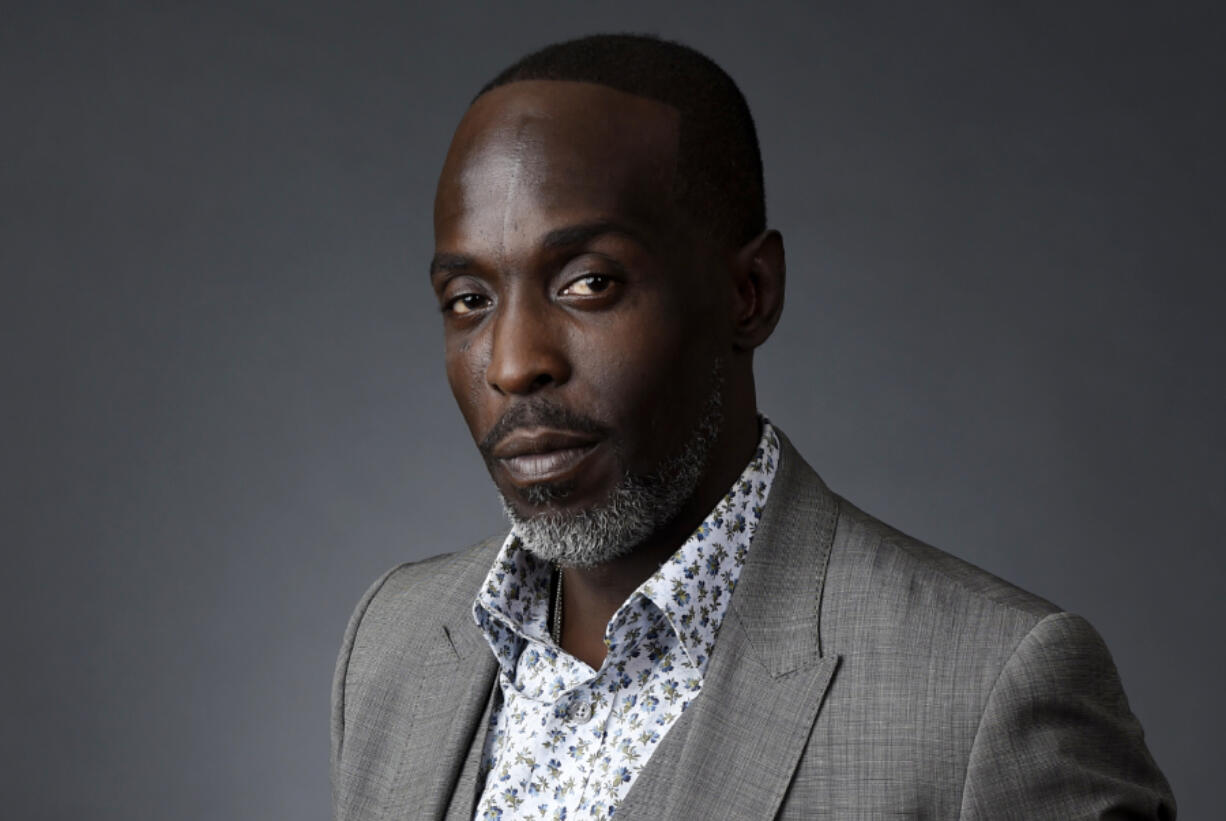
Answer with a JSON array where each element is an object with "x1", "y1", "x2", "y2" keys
[{"x1": 445, "y1": 293, "x2": 490, "y2": 315}]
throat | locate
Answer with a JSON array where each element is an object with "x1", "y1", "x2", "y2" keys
[{"x1": 551, "y1": 541, "x2": 675, "y2": 669}]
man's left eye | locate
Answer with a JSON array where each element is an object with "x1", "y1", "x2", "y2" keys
[{"x1": 561, "y1": 274, "x2": 613, "y2": 297}]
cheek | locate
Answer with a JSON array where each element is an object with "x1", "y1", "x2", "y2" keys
[
  {"x1": 444, "y1": 335, "x2": 489, "y2": 438},
  {"x1": 573, "y1": 310, "x2": 705, "y2": 445}
]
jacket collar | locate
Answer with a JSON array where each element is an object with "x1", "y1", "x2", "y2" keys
[
  {"x1": 730, "y1": 427, "x2": 838, "y2": 672},
  {"x1": 615, "y1": 428, "x2": 842, "y2": 819}
]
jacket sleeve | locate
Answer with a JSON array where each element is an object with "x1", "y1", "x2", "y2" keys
[{"x1": 959, "y1": 612, "x2": 1175, "y2": 819}]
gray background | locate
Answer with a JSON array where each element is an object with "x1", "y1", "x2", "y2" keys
[{"x1": 3, "y1": 1, "x2": 1222, "y2": 818}]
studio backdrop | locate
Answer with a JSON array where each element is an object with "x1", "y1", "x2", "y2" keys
[{"x1": 2, "y1": 2, "x2": 1222, "y2": 818}]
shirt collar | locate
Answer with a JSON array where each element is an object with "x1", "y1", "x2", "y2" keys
[
  {"x1": 472, "y1": 538, "x2": 552, "y2": 674},
  {"x1": 631, "y1": 420, "x2": 780, "y2": 673},
  {"x1": 473, "y1": 419, "x2": 781, "y2": 679}
]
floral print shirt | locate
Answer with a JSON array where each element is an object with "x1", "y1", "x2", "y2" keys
[{"x1": 471, "y1": 422, "x2": 781, "y2": 820}]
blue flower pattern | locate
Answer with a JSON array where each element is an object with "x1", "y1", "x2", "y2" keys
[{"x1": 471, "y1": 423, "x2": 780, "y2": 820}]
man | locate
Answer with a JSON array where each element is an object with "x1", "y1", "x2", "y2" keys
[{"x1": 332, "y1": 35, "x2": 1174, "y2": 820}]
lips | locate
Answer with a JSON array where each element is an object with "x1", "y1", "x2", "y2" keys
[{"x1": 491, "y1": 429, "x2": 603, "y2": 484}]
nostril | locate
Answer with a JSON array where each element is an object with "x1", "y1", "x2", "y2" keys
[{"x1": 530, "y1": 373, "x2": 554, "y2": 390}]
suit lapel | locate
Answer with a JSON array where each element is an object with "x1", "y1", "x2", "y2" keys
[
  {"x1": 617, "y1": 431, "x2": 842, "y2": 820},
  {"x1": 388, "y1": 616, "x2": 497, "y2": 821},
  {"x1": 350, "y1": 544, "x2": 500, "y2": 821},
  {"x1": 443, "y1": 671, "x2": 500, "y2": 821}
]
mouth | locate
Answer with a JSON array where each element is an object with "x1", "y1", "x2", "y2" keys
[{"x1": 491, "y1": 429, "x2": 604, "y2": 485}]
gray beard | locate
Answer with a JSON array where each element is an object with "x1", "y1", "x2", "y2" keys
[{"x1": 501, "y1": 375, "x2": 724, "y2": 569}]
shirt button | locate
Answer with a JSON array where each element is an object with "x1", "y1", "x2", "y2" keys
[{"x1": 568, "y1": 700, "x2": 593, "y2": 723}]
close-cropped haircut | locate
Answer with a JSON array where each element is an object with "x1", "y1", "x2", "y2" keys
[{"x1": 477, "y1": 34, "x2": 765, "y2": 249}]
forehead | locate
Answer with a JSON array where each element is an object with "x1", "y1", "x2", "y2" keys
[{"x1": 434, "y1": 80, "x2": 682, "y2": 248}]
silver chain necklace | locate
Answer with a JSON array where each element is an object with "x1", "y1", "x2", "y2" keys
[{"x1": 550, "y1": 565, "x2": 564, "y2": 645}]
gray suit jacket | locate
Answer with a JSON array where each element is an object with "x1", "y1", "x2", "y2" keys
[{"x1": 332, "y1": 431, "x2": 1174, "y2": 819}]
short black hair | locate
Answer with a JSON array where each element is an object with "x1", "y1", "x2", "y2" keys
[{"x1": 477, "y1": 34, "x2": 765, "y2": 249}]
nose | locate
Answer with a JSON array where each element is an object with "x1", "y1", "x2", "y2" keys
[{"x1": 485, "y1": 296, "x2": 571, "y2": 395}]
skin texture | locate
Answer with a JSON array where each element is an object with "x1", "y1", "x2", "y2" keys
[{"x1": 432, "y1": 80, "x2": 786, "y2": 668}]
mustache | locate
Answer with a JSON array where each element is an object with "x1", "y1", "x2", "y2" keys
[{"x1": 478, "y1": 400, "x2": 610, "y2": 460}]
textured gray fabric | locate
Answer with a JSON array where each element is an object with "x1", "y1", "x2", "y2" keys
[{"x1": 332, "y1": 430, "x2": 1175, "y2": 819}]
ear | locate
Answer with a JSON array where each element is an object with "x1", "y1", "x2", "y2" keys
[{"x1": 730, "y1": 229, "x2": 785, "y2": 351}]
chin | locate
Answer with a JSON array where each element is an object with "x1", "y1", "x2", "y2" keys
[
  {"x1": 499, "y1": 489, "x2": 645, "y2": 568},
  {"x1": 498, "y1": 453, "x2": 701, "y2": 568}
]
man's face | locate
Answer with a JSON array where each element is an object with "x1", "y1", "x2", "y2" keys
[{"x1": 431, "y1": 81, "x2": 732, "y2": 561}]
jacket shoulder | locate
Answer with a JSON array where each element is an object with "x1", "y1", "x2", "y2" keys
[
  {"x1": 348, "y1": 536, "x2": 503, "y2": 658},
  {"x1": 794, "y1": 498, "x2": 1176, "y2": 817},
  {"x1": 825, "y1": 497, "x2": 1060, "y2": 645}
]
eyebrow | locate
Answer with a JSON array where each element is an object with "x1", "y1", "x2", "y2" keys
[
  {"x1": 540, "y1": 220, "x2": 652, "y2": 252},
  {"x1": 429, "y1": 252, "x2": 474, "y2": 278},
  {"x1": 429, "y1": 219, "x2": 652, "y2": 279}
]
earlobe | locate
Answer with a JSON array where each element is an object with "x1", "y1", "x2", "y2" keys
[{"x1": 731, "y1": 229, "x2": 786, "y2": 351}]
